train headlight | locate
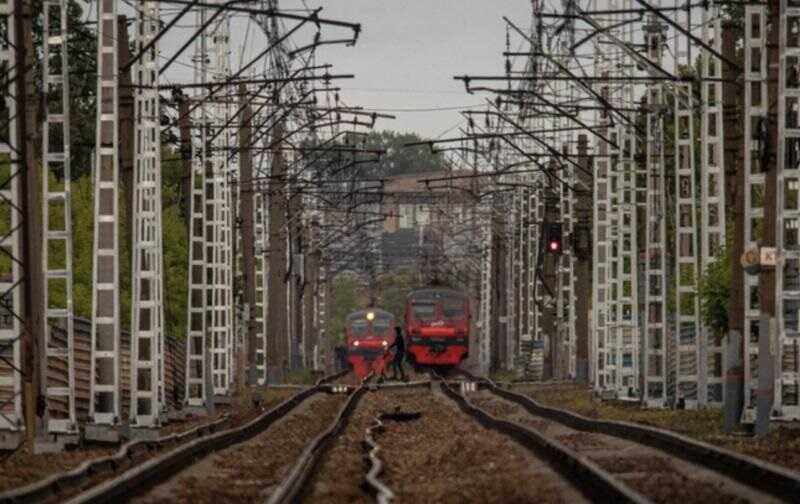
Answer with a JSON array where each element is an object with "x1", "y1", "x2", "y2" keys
[
  {"x1": 381, "y1": 340, "x2": 388, "y2": 347},
  {"x1": 366, "y1": 311, "x2": 375, "y2": 321},
  {"x1": 353, "y1": 340, "x2": 360, "y2": 347}
]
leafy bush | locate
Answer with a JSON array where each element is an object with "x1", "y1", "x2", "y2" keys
[{"x1": 698, "y1": 242, "x2": 731, "y2": 335}]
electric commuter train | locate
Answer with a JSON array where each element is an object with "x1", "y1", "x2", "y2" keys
[
  {"x1": 404, "y1": 288, "x2": 470, "y2": 367},
  {"x1": 344, "y1": 308, "x2": 396, "y2": 379}
]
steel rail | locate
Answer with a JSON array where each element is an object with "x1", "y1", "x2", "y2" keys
[
  {"x1": 266, "y1": 382, "x2": 369, "y2": 504},
  {"x1": 265, "y1": 378, "x2": 429, "y2": 504},
  {"x1": 437, "y1": 377, "x2": 650, "y2": 504},
  {"x1": 0, "y1": 415, "x2": 230, "y2": 504},
  {"x1": 0, "y1": 370, "x2": 348, "y2": 504},
  {"x1": 479, "y1": 380, "x2": 800, "y2": 502}
]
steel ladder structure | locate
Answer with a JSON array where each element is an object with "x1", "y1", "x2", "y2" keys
[
  {"x1": 774, "y1": 0, "x2": 800, "y2": 419},
  {"x1": 41, "y1": 0, "x2": 78, "y2": 438},
  {"x1": 643, "y1": 15, "x2": 668, "y2": 407},
  {"x1": 699, "y1": 1, "x2": 727, "y2": 406},
  {"x1": 130, "y1": 0, "x2": 166, "y2": 429},
  {"x1": 742, "y1": 3, "x2": 768, "y2": 422},
  {"x1": 0, "y1": 0, "x2": 24, "y2": 449},
  {"x1": 673, "y1": 0, "x2": 702, "y2": 406},
  {"x1": 88, "y1": 0, "x2": 122, "y2": 437},
  {"x1": 185, "y1": 5, "x2": 211, "y2": 412}
]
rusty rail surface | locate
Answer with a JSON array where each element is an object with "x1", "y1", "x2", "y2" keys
[
  {"x1": 267, "y1": 382, "x2": 368, "y2": 504},
  {"x1": 480, "y1": 379, "x2": 800, "y2": 502},
  {"x1": 454, "y1": 368, "x2": 800, "y2": 502},
  {"x1": 1, "y1": 370, "x2": 349, "y2": 504},
  {"x1": 437, "y1": 375, "x2": 651, "y2": 504}
]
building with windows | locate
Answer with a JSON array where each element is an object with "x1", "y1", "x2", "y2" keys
[{"x1": 379, "y1": 170, "x2": 476, "y2": 273}]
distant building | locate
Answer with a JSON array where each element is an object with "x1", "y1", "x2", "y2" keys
[{"x1": 379, "y1": 170, "x2": 475, "y2": 273}]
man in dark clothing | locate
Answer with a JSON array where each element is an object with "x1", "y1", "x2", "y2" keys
[
  {"x1": 334, "y1": 345, "x2": 348, "y2": 372},
  {"x1": 388, "y1": 326, "x2": 407, "y2": 381}
]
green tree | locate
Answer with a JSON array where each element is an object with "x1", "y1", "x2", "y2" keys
[
  {"x1": 375, "y1": 268, "x2": 417, "y2": 322},
  {"x1": 361, "y1": 130, "x2": 445, "y2": 178},
  {"x1": 325, "y1": 273, "x2": 367, "y2": 345},
  {"x1": 698, "y1": 239, "x2": 732, "y2": 336}
]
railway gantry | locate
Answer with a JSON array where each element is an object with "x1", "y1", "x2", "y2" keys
[{"x1": 6, "y1": 0, "x2": 800, "y2": 501}]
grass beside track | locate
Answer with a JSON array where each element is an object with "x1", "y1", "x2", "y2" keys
[
  {"x1": 520, "y1": 383, "x2": 800, "y2": 472},
  {"x1": 0, "y1": 387, "x2": 297, "y2": 494}
]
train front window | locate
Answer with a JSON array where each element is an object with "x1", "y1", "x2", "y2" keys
[
  {"x1": 351, "y1": 321, "x2": 368, "y2": 336},
  {"x1": 373, "y1": 317, "x2": 392, "y2": 335},
  {"x1": 412, "y1": 303, "x2": 436, "y2": 321},
  {"x1": 443, "y1": 299, "x2": 465, "y2": 318}
]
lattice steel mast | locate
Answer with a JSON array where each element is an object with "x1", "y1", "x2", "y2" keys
[
  {"x1": 41, "y1": 0, "x2": 78, "y2": 440},
  {"x1": 88, "y1": 0, "x2": 122, "y2": 439},
  {"x1": 130, "y1": 0, "x2": 165, "y2": 429}
]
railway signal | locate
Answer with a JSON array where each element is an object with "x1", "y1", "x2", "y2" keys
[{"x1": 545, "y1": 223, "x2": 562, "y2": 255}]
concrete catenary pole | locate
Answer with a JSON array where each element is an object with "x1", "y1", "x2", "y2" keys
[
  {"x1": 267, "y1": 120, "x2": 288, "y2": 382},
  {"x1": 722, "y1": 20, "x2": 745, "y2": 432},
  {"x1": 574, "y1": 135, "x2": 592, "y2": 382},
  {"x1": 755, "y1": 0, "x2": 780, "y2": 435},
  {"x1": 15, "y1": 0, "x2": 44, "y2": 446},
  {"x1": 239, "y1": 84, "x2": 258, "y2": 385}
]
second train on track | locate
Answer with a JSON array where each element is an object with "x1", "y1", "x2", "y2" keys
[{"x1": 405, "y1": 287, "x2": 470, "y2": 367}]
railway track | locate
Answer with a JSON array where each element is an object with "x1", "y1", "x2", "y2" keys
[
  {"x1": 447, "y1": 371, "x2": 800, "y2": 503},
  {"x1": 0, "y1": 371, "x2": 351, "y2": 504},
  {"x1": 9, "y1": 367, "x2": 800, "y2": 503},
  {"x1": 303, "y1": 379, "x2": 587, "y2": 503}
]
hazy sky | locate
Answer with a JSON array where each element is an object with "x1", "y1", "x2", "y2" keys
[
  {"x1": 290, "y1": 0, "x2": 531, "y2": 137},
  {"x1": 109, "y1": 1, "x2": 535, "y2": 139},
  {"x1": 284, "y1": 1, "x2": 534, "y2": 138}
]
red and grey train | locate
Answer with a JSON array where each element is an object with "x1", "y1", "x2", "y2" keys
[
  {"x1": 344, "y1": 308, "x2": 396, "y2": 379},
  {"x1": 404, "y1": 288, "x2": 470, "y2": 367}
]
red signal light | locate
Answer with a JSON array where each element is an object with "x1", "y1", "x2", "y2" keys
[{"x1": 545, "y1": 222, "x2": 563, "y2": 255}]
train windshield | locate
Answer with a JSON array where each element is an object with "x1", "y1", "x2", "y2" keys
[
  {"x1": 412, "y1": 303, "x2": 436, "y2": 321},
  {"x1": 373, "y1": 316, "x2": 392, "y2": 335},
  {"x1": 443, "y1": 298, "x2": 465, "y2": 318},
  {"x1": 351, "y1": 321, "x2": 369, "y2": 336}
]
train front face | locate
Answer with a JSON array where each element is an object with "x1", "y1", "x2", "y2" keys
[
  {"x1": 405, "y1": 289, "x2": 470, "y2": 366},
  {"x1": 345, "y1": 309, "x2": 395, "y2": 379}
]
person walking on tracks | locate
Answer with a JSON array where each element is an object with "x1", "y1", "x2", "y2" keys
[{"x1": 388, "y1": 326, "x2": 407, "y2": 381}]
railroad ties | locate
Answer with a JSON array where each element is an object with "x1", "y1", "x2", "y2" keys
[{"x1": 7, "y1": 369, "x2": 798, "y2": 503}]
